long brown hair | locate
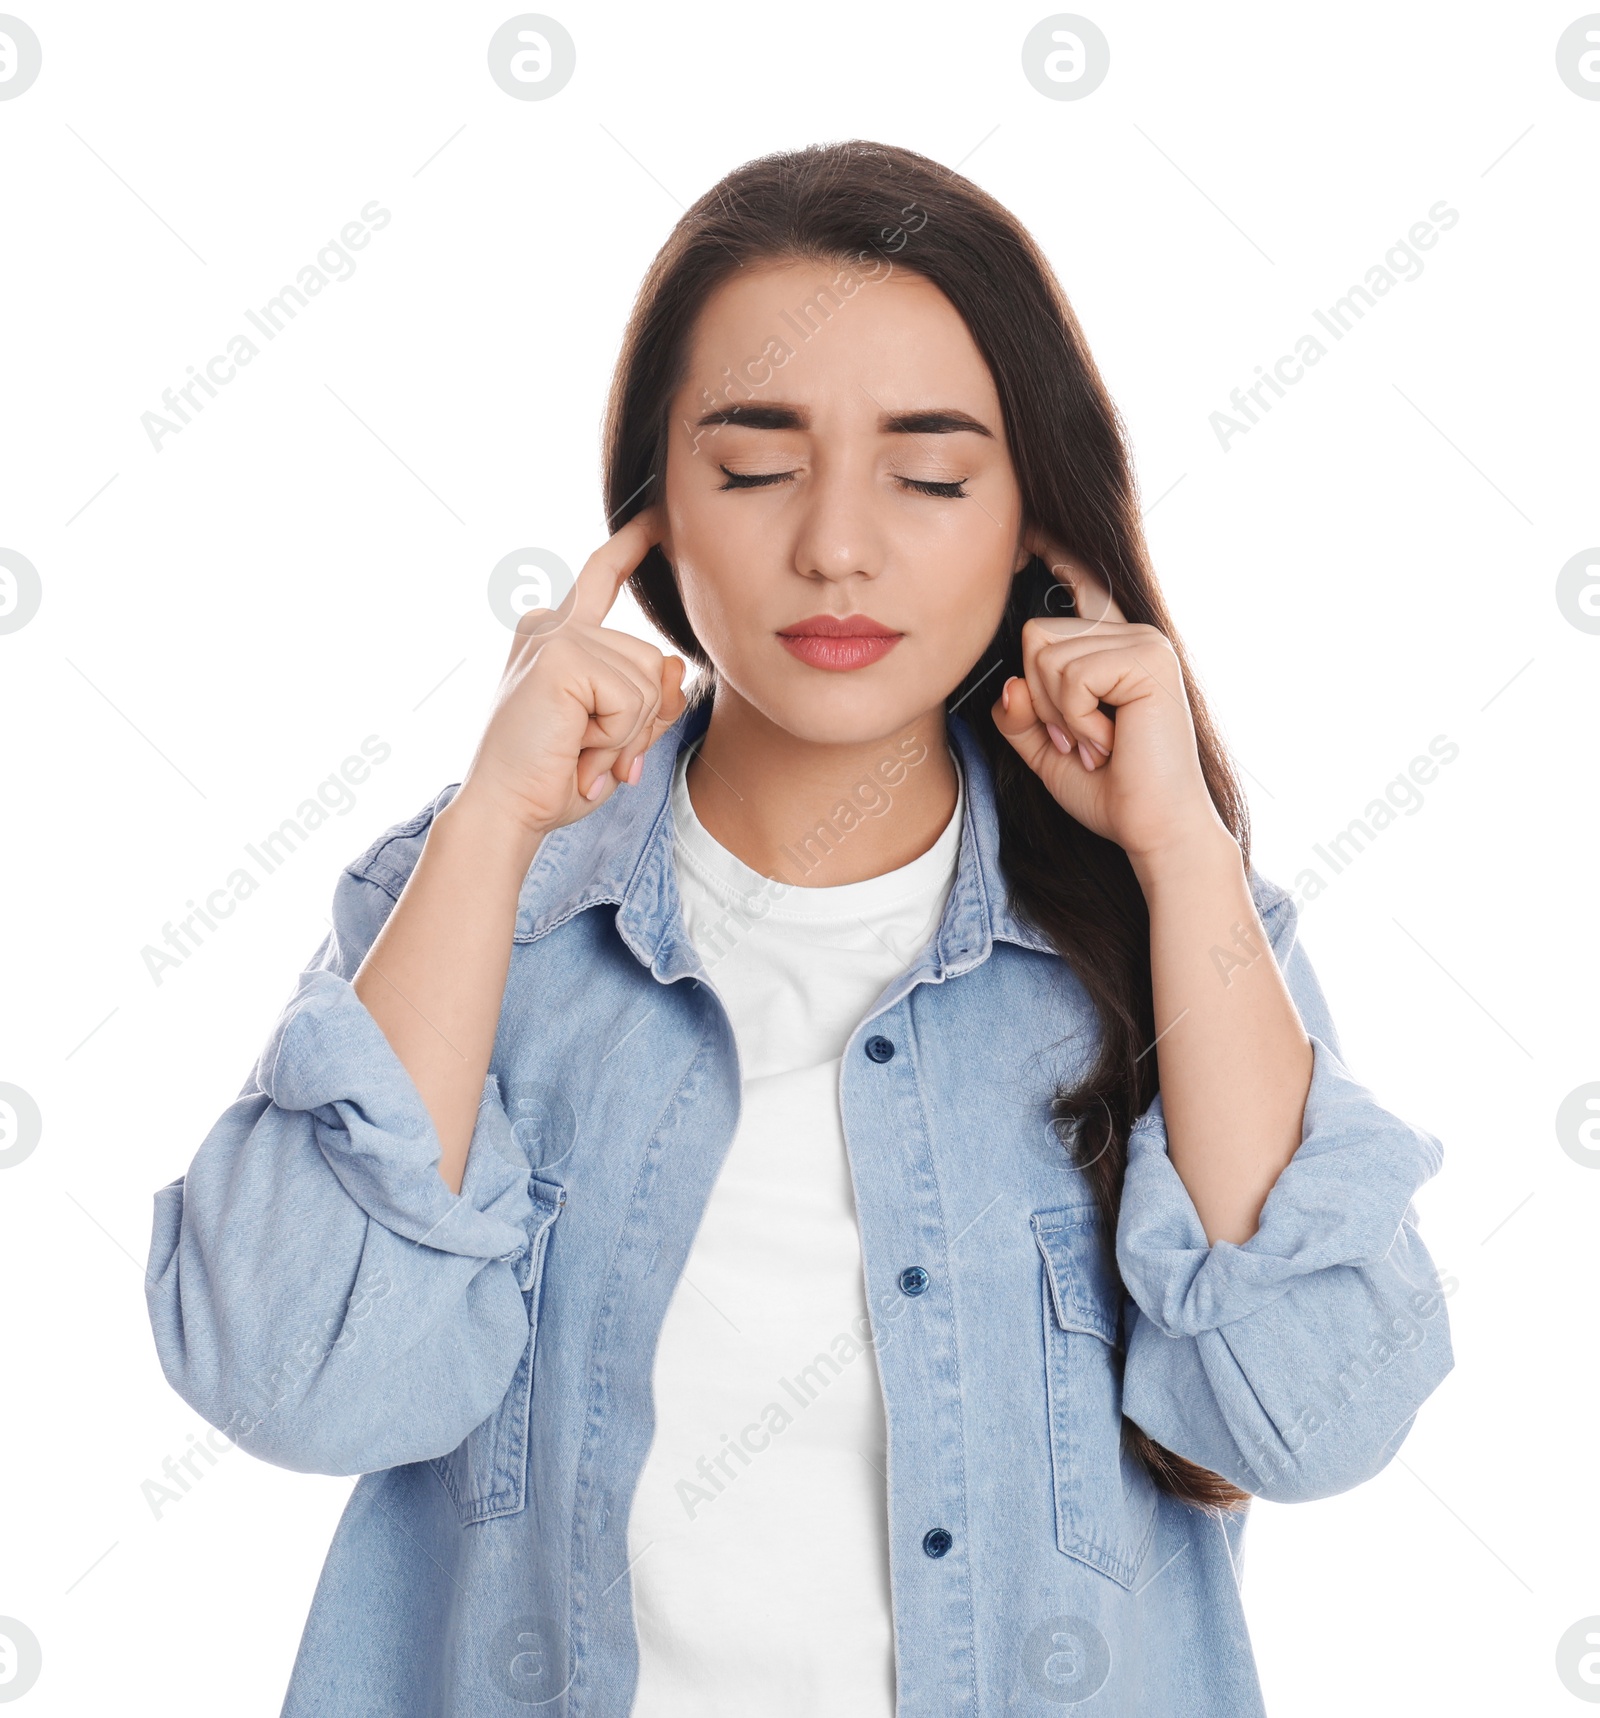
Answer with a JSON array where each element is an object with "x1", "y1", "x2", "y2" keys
[{"x1": 602, "y1": 139, "x2": 1250, "y2": 1512}]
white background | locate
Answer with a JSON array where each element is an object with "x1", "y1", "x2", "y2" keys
[{"x1": 2, "y1": 1, "x2": 1597, "y2": 1712}]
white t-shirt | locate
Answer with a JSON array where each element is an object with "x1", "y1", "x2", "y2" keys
[{"x1": 624, "y1": 738, "x2": 966, "y2": 1718}]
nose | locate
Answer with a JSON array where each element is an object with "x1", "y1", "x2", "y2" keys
[{"x1": 790, "y1": 453, "x2": 888, "y2": 586}]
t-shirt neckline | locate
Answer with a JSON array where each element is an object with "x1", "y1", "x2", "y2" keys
[{"x1": 669, "y1": 740, "x2": 964, "y2": 925}]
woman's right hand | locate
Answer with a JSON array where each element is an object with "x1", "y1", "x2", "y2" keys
[{"x1": 454, "y1": 506, "x2": 690, "y2": 848}]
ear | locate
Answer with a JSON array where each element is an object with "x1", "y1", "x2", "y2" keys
[{"x1": 1021, "y1": 524, "x2": 1126, "y2": 624}]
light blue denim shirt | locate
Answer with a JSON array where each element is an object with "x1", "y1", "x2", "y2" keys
[{"x1": 145, "y1": 696, "x2": 1453, "y2": 1717}]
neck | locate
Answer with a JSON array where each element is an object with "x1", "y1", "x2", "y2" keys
[{"x1": 683, "y1": 682, "x2": 958, "y2": 888}]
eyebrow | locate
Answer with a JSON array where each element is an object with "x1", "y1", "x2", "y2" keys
[{"x1": 692, "y1": 402, "x2": 995, "y2": 438}]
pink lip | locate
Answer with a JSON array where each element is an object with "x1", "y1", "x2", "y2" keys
[
  {"x1": 776, "y1": 612, "x2": 903, "y2": 672},
  {"x1": 778, "y1": 633, "x2": 902, "y2": 670}
]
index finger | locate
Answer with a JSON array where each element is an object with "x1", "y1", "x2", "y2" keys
[{"x1": 566, "y1": 504, "x2": 668, "y2": 630}]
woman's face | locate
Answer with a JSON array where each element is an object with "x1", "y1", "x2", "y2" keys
[{"x1": 660, "y1": 256, "x2": 1031, "y2": 746}]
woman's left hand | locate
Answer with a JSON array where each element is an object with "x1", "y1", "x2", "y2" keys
[{"x1": 990, "y1": 532, "x2": 1235, "y2": 876}]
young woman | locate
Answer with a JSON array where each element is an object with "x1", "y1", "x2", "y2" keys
[{"x1": 146, "y1": 141, "x2": 1453, "y2": 1716}]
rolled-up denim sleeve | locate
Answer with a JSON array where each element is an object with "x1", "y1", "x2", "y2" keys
[
  {"x1": 144, "y1": 800, "x2": 541, "y2": 1477},
  {"x1": 1116, "y1": 877, "x2": 1454, "y2": 1503}
]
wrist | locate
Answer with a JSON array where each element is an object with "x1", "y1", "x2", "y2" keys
[
  {"x1": 1127, "y1": 818, "x2": 1243, "y2": 898},
  {"x1": 434, "y1": 787, "x2": 548, "y2": 882}
]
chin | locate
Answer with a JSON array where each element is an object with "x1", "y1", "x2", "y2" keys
[{"x1": 744, "y1": 664, "x2": 933, "y2": 748}]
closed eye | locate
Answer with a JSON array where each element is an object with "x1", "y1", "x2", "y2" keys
[
  {"x1": 715, "y1": 468, "x2": 791, "y2": 490},
  {"x1": 716, "y1": 466, "x2": 970, "y2": 499},
  {"x1": 900, "y1": 476, "x2": 969, "y2": 499}
]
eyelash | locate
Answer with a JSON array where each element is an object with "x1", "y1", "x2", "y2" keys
[{"x1": 716, "y1": 467, "x2": 969, "y2": 500}]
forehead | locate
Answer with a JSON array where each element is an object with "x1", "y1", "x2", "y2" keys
[{"x1": 678, "y1": 258, "x2": 1002, "y2": 418}]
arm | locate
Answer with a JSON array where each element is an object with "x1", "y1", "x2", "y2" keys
[
  {"x1": 1114, "y1": 881, "x2": 1454, "y2": 1502},
  {"x1": 353, "y1": 510, "x2": 684, "y2": 1194},
  {"x1": 991, "y1": 553, "x2": 1313, "y2": 1245},
  {"x1": 144, "y1": 837, "x2": 549, "y2": 1475},
  {"x1": 990, "y1": 551, "x2": 1449, "y2": 1502},
  {"x1": 352, "y1": 797, "x2": 541, "y2": 1195},
  {"x1": 1131, "y1": 830, "x2": 1313, "y2": 1245},
  {"x1": 146, "y1": 512, "x2": 685, "y2": 1463}
]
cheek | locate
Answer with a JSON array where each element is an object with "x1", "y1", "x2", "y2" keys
[
  {"x1": 913, "y1": 512, "x2": 1019, "y2": 608},
  {"x1": 671, "y1": 537, "x2": 756, "y2": 663},
  {"x1": 666, "y1": 484, "x2": 773, "y2": 627},
  {"x1": 908, "y1": 531, "x2": 1019, "y2": 668}
]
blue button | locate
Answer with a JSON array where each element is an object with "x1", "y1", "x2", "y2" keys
[
  {"x1": 864, "y1": 1035, "x2": 896, "y2": 1063},
  {"x1": 899, "y1": 1265, "x2": 929, "y2": 1296},
  {"x1": 922, "y1": 1527, "x2": 953, "y2": 1558}
]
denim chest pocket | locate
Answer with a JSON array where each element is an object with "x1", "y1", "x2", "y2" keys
[
  {"x1": 429, "y1": 1176, "x2": 566, "y2": 1526},
  {"x1": 1031, "y1": 1204, "x2": 1158, "y2": 1589}
]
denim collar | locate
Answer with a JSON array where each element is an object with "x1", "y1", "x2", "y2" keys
[{"x1": 513, "y1": 693, "x2": 1057, "y2": 981}]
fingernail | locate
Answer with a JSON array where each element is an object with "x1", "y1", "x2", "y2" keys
[
  {"x1": 584, "y1": 774, "x2": 607, "y2": 801},
  {"x1": 627, "y1": 754, "x2": 643, "y2": 785},
  {"x1": 1001, "y1": 679, "x2": 1012, "y2": 713},
  {"x1": 1045, "y1": 722, "x2": 1074, "y2": 756}
]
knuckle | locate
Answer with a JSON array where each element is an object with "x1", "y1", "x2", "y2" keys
[
  {"x1": 513, "y1": 606, "x2": 558, "y2": 638},
  {"x1": 528, "y1": 626, "x2": 573, "y2": 665}
]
